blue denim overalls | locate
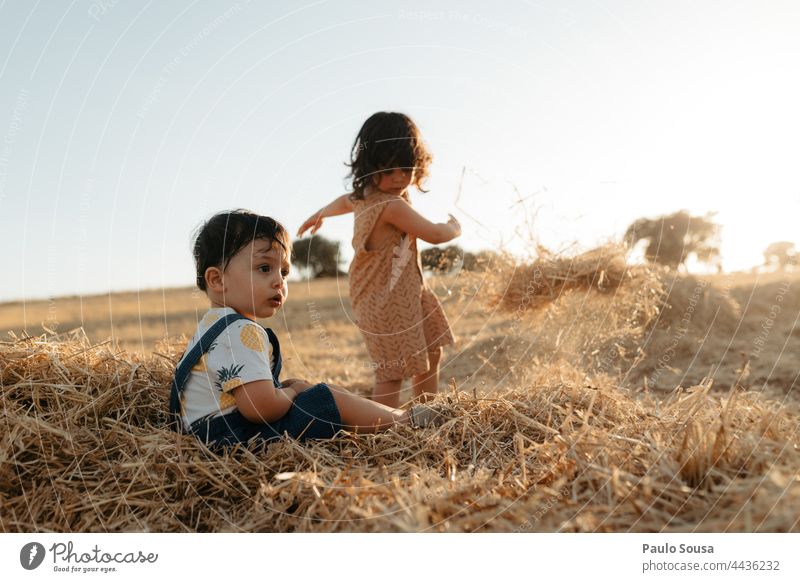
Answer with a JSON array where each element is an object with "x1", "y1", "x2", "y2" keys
[{"x1": 169, "y1": 313, "x2": 342, "y2": 448}]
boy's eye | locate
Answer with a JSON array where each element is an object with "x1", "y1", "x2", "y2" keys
[
  {"x1": 258, "y1": 265, "x2": 270, "y2": 272},
  {"x1": 281, "y1": 270, "x2": 290, "y2": 278}
]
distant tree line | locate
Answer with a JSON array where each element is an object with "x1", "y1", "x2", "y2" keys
[
  {"x1": 763, "y1": 241, "x2": 797, "y2": 270},
  {"x1": 292, "y1": 235, "x2": 496, "y2": 279},
  {"x1": 293, "y1": 212, "x2": 795, "y2": 278},
  {"x1": 624, "y1": 210, "x2": 796, "y2": 272},
  {"x1": 291, "y1": 236, "x2": 346, "y2": 278},
  {"x1": 624, "y1": 210, "x2": 721, "y2": 270},
  {"x1": 419, "y1": 246, "x2": 497, "y2": 273}
]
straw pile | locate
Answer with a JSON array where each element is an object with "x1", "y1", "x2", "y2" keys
[
  {"x1": 2, "y1": 329, "x2": 798, "y2": 532},
  {"x1": 483, "y1": 244, "x2": 765, "y2": 389},
  {"x1": 479, "y1": 244, "x2": 666, "y2": 378},
  {"x1": 489, "y1": 244, "x2": 645, "y2": 312}
]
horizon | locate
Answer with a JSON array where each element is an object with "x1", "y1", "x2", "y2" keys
[{"x1": 4, "y1": 250, "x2": 792, "y2": 308}]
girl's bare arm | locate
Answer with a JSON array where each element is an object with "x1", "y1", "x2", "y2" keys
[
  {"x1": 382, "y1": 199, "x2": 461, "y2": 244},
  {"x1": 297, "y1": 194, "x2": 355, "y2": 237},
  {"x1": 326, "y1": 193, "x2": 355, "y2": 216}
]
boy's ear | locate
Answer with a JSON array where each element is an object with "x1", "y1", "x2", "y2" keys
[{"x1": 204, "y1": 266, "x2": 224, "y2": 292}]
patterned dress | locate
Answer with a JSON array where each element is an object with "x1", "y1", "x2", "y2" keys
[{"x1": 349, "y1": 189, "x2": 456, "y2": 382}]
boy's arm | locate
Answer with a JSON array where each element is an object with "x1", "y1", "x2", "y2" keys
[
  {"x1": 382, "y1": 199, "x2": 461, "y2": 245},
  {"x1": 234, "y1": 380, "x2": 296, "y2": 423},
  {"x1": 297, "y1": 194, "x2": 355, "y2": 237}
]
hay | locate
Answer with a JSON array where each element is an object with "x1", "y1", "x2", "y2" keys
[
  {"x1": 2, "y1": 329, "x2": 798, "y2": 532},
  {"x1": 484, "y1": 245, "x2": 794, "y2": 392},
  {"x1": 480, "y1": 244, "x2": 665, "y2": 378},
  {"x1": 490, "y1": 244, "x2": 645, "y2": 312}
]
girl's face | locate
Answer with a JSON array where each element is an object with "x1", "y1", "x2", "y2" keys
[{"x1": 374, "y1": 167, "x2": 415, "y2": 195}]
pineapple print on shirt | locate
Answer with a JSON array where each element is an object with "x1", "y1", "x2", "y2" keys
[
  {"x1": 240, "y1": 325, "x2": 265, "y2": 352},
  {"x1": 215, "y1": 363, "x2": 245, "y2": 410}
]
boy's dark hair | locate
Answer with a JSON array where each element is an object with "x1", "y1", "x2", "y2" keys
[
  {"x1": 192, "y1": 209, "x2": 291, "y2": 291},
  {"x1": 347, "y1": 111, "x2": 433, "y2": 200}
]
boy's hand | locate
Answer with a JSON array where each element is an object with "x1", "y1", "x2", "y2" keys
[
  {"x1": 447, "y1": 214, "x2": 462, "y2": 238},
  {"x1": 297, "y1": 212, "x2": 324, "y2": 237}
]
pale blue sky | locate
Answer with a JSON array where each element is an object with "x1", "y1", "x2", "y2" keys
[{"x1": 2, "y1": 0, "x2": 799, "y2": 302}]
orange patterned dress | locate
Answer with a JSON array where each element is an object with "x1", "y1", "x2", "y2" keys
[{"x1": 349, "y1": 189, "x2": 456, "y2": 382}]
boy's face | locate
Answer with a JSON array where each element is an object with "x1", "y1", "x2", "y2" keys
[
  {"x1": 374, "y1": 167, "x2": 415, "y2": 195},
  {"x1": 211, "y1": 239, "x2": 289, "y2": 320}
]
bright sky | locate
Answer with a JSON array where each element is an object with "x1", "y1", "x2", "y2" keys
[{"x1": 2, "y1": 0, "x2": 799, "y2": 302}]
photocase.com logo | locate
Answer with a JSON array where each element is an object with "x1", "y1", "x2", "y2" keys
[{"x1": 20, "y1": 542, "x2": 46, "y2": 570}]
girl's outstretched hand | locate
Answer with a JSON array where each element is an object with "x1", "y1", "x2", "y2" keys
[
  {"x1": 297, "y1": 212, "x2": 324, "y2": 237},
  {"x1": 447, "y1": 213, "x2": 462, "y2": 238}
]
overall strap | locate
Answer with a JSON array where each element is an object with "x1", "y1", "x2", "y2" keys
[
  {"x1": 169, "y1": 313, "x2": 250, "y2": 431},
  {"x1": 264, "y1": 327, "x2": 282, "y2": 385}
]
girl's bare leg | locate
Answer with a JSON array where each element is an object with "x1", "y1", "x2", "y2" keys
[
  {"x1": 371, "y1": 379, "x2": 403, "y2": 408},
  {"x1": 327, "y1": 383, "x2": 409, "y2": 433},
  {"x1": 411, "y1": 347, "x2": 442, "y2": 403}
]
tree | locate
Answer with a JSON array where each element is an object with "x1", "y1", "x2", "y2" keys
[
  {"x1": 763, "y1": 241, "x2": 797, "y2": 270},
  {"x1": 421, "y1": 245, "x2": 464, "y2": 273},
  {"x1": 292, "y1": 236, "x2": 346, "y2": 278},
  {"x1": 420, "y1": 245, "x2": 498, "y2": 273},
  {"x1": 624, "y1": 210, "x2": 721, "y2": 270}
]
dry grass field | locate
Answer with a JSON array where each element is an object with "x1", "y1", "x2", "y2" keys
[{"x1": 2, "y1": 252, "x2": 799, "y2": 532}]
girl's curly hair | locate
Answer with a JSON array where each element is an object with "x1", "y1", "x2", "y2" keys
[{"x1": 347, "y1": 112, "x2": 433, "y2": 200}]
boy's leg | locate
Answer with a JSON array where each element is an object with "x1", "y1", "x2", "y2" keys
[
  {"x1": 372, "y1": 379, "x2": 403, "y2": 408},
  {"x1": 327, "y1": 383, "x2": 409, "y2": 433},
  {"x1": 410, "y1": 347, "x2": 442, "y2": 403}
]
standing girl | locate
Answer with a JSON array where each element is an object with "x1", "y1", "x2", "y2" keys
[{"x1": 298, "y1": 112, "x2": 460, "y2": 408}]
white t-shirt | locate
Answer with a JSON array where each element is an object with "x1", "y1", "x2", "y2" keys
[{"x1": 178, "y1": 307, "x2": 277, "y2": 430}]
